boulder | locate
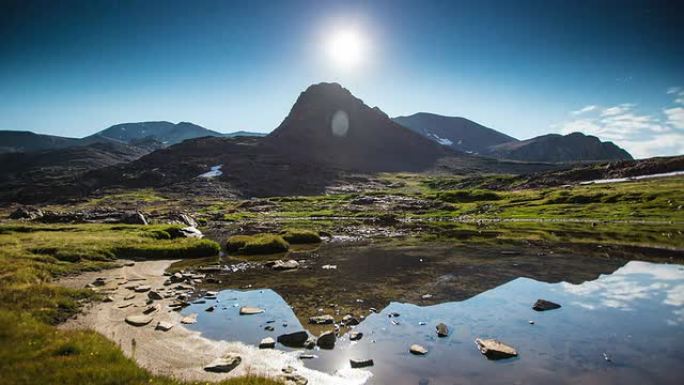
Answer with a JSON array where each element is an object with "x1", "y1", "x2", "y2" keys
[
  {"x1": 239, "y1": 306, "x2": 264, "y2": 315},
  {"x1": 148, "y1": 291, "x2": 163, "y2": 300},
  {"x1": 317, "y1": 331, "x2": 336, "y2": 349},
  {"x1": 125, "y1": 315, "x2": 152, "y2": 327},
  {"x1": 271, "y1": 259, "x2": 300, "y2": 270},
  {"x1": 9, "y1": 206, "x2": 44, "y2": 220},
  {"x1": 309, "y1": 314, "x2": 334, "y2": 325},
  {"x1": 350, "y1": 358, "x2": 374, "y2": 368},
  {"x1": 436, "y1": 323, "x2": 449, "y2": 337},
  {"x1": 475, "y1": 338, "x2": 518, "y2": 359},
  {"x1": 155, "y1": 321, "x2": 174, "y2": 331},
  {"x1": 103, "y1": 295, "x2": 114, "y2": 303},
  {"x1": 179, "y1": 226, "x2": 204, "y2": 239},
  {"x1": 533, "y1": 299, "x2": 561, "y2": 311},
  {"x1": 92, "y1": 277, "x2": 107, "y2": 287},
  {"x1": 277, "y1": 331, "x2": 309, "y2": 348},
  {"x1": 204, "y1": 354, "x2": 242, "y2": 373},
  {"x1": 122, "y1": 211, "x2": 148, "y2": 225},
  {"x1": 410, "y1": 344, "x2": 428, "y2": 355},
  {"x1": 259, "y1": 337, "x2": 276, "y2": 349},
  {"x1": 180, "y1": 313, "x2": 198, "y2": 324}
]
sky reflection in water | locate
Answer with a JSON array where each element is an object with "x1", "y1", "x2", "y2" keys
[{"x1": 183, "y1": 261, "x2": 684, "y2": 385}]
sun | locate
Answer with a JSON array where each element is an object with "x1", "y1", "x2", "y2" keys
[{"x1": 326, "y1": 28, "x2": 366, "y2": 70}]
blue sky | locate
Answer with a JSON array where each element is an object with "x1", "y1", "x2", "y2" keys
[{"x1": 1, "y1": 0, "x2": 682, "y2": 158}]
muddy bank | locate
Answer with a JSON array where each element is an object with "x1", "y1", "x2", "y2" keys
[{"x1": 59, "y1": 260, "x2": 370, "y2": 385}]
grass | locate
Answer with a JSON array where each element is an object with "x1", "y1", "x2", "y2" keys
[
  {"x1": 226, "y1": 234, "x2": 289, "y2": 255},
  {"x1": 281, "y1": 229, "x2": 322, "y2": 244},
  {"x1": 0, "y1": 223, "x2": 280, "y2": 385}
]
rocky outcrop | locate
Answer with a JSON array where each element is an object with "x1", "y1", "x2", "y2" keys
[{"x1": 204, "y1": 354, "x2": 242, "y2": 373}]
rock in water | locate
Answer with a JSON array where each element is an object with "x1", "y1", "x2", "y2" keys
[
  {"x1": 155, "y1": 321, "x2": 174, "y2": 331},
  {"x1": 180, "y1": 313, "x2": 198, "y2": 324},
  {"x1": 271, "y1": 259, "x2": 299, "y2": 270},
  {"x1": 410, "y1": 344, "x2": 428, "y2": 355},
  {"x1": 317, "y1": 331, "x2": 336, "y2": 349},
  {"x1": 277, "y1": 331, "x2": 309, "y2": 348},
  {"x1": 204, "y1": 354, "x2": 242, "y2": 373},
  {"x1": 533, "y1": 299, "x2": 561, "y2": 311},
  {"x1": 350, "y1": 358, "x2": 374, "y2": 368},
  {"x1": 125, "y1": 315, "x2": 152, "y2": 327},
  {"x1": 309, "y1": 314, "x2": 335, "y2": 324},
  {"x1": 179, "y1": 226, "x2": 203, "y2": 239},
  {"x1": 475, "y1": 338, "x2": 518, "y2": 359},
  {"x1": 239, "y1": 306, "x2": 264, "y2": 315},
  {"x1": 259, "y1": 337, "x2": 276, "y2": 349},
  {"x1": 436, "y1": 323, "x2": 449, "y2": 337},
  {"x1": 349, "y1": 331, "x2": 363, "y2": 341}
]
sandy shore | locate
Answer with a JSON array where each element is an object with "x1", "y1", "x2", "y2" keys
[{"x1": 59, "y1": 260, "x2": 370, "y2": 385}]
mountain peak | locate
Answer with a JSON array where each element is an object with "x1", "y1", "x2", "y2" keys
[{"x1": 266, "y1": 83, "x2": 447, "y2": 171}]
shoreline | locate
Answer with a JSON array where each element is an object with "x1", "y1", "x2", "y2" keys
[{"x1": 58, "y1": 260, "x2": 370, "y2": 385}]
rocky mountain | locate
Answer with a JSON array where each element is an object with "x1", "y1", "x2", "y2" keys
[
  {"x1": 0, "y1": 131, "x2": 81, "y2": 153},
  {"x1": 393, "y1": 113, "x2": 632, "y2": 162},
  {"x1": 393, "y1": 113, "x2": 517, "y2": 154},
  {"x1": 266, "y1": 83, "x2": 448, "y2": 171},
  {"x1": 484, "y1": 132, "x2": 633, "y2": 162},
  {"x1": 87, "y1": 121, "x2": 225, "y2": 145}
]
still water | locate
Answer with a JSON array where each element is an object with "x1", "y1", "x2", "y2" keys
[{"x1": 182, "y1": 260, "x2": 684, "y2": 385}]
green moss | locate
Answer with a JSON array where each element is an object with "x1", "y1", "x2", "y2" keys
[
  {"x1": 226, "y1": 234, "x2": 289, "y2": 255},
  {"x1": 282, "y1": 229, "x2": 322, "y2": 244},
  {"x1": 436, "y1": 189, "x2": 501, "y2": 203}
]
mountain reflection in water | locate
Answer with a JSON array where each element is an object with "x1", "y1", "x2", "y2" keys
[{"x1": 182, "y1": 261, "x2": 684, "y2": 385}]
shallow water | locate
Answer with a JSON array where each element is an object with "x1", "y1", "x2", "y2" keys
[{"x1": 182, "y1": 260, "x2": 684, "y2": 385}]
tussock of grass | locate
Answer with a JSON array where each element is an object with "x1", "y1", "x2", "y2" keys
[
  {"x1": 282, "y1": 229, "x2": 322, "y2": 244},
  {"x1": 226, "y1": 234, "x2": 289, "y2": 255}
]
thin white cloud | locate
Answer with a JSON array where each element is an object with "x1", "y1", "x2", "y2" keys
[
  {"x1": 571, "y1": 105, "x2": 597, "y2": 115},
  {"x1": 557, "y1": 89, "x2": 684, "y2": 158},
  {"x1": 664, "y1": 107, "x2": 684, "y2": 129},
  {"x1": 667, "y1": 86, "x2": 682, "y2": 95}
]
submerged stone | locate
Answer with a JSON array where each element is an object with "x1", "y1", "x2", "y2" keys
[
  {"x1": 309, "y1": 314, "x2": 334, "y2": 324},
  {"x1": 239, "y1": 306, "x2": 264, "y2": 315}
]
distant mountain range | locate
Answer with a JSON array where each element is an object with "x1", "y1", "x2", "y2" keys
[
  {"x1": 0, "y1": 82, "x2": 639, "y2": 203},
  {"x1": 0, "y1": 123, "x2": 265, "y2": 154},
  {"x1": 393, "y1": 112, "x2": 632, "y2": 162}
]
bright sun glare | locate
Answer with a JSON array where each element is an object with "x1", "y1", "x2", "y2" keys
[{"x1": 326, "y1": 29, "x2": 366, "y2": 70}]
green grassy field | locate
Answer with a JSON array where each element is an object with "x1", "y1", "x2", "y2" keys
[{"x1": 0, "y1": 224, "x2": 280, "y2": 385}]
